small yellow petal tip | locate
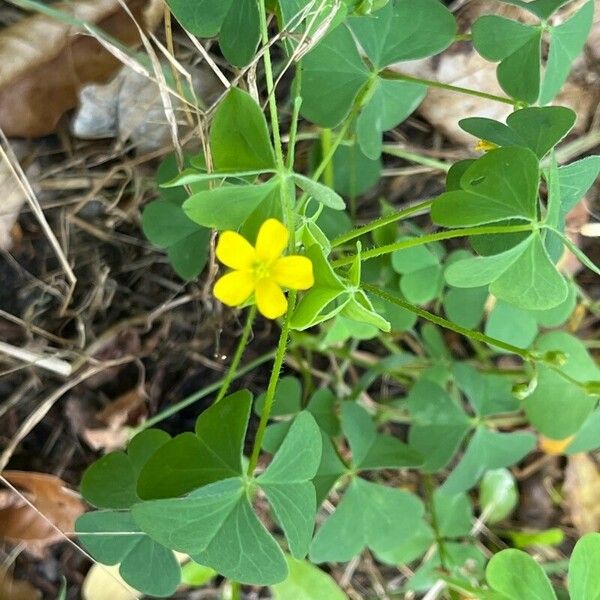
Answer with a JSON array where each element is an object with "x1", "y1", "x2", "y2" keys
[
  {"x1": 539, "y1": 434, "x2": 574, "y2": 456},
  {"x1": 475, "y1": 139, "x2": 498, "y2": 152}
]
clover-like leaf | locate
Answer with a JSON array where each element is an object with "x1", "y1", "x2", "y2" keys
[
  {"x1": 431, "y1": 147, "x2": 540, "y2": 227},
  {"x1": 445, "y1": 231, "x2": 568, "y2": 311},
  {"x1": 441, "y1": 428, "x2": 536, "y2": 495},
  {"x1": 498, "y1": 0, "x2": 569, "y2": 20},
  {"x1": 137, "y1": 390, "x2": 252, "y2": 499},
  {"x1": 540, "y1": 0, "x2": 594, "y2": 104},
  {"x1": 472, "y1": 15, "x2": 541, "y2": 103},
  {"x1": 310, "y1": 478, "x2": 425, "y2": 563},
  {"x1": 76, "y1": 510, "x2": 180, "y2": 597},
  {"x1": 524, "y1": 332, "x2": 600, "y2": 439},
  {"x1": 568, "y1": 533, "x2": 600, "y2": 600},
  {"x1": 486, "y1": 549, "x2": 557, "y2": 600},
  {"x1": 132, "y1": 411, "x2": 323, "y2": 585},
  {"x1": 300, "y1": 1, "x2": 455, "y2": 156},
  {"x1": 406, "y1": 379, "x2": 471, "y2": 473},
  {"x1": 342, "y1": 402, "x2": 423, "y2": 470}
]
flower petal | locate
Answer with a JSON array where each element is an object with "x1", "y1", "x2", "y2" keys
[
  {"x1": 272, "y1": 256, "x2": 314, "y2": 290},
  {"x1": 216, "y1": 231, "x2": 256, "y2": 270},
  {"x1": 255, "y1": 278, "x2": 288, "y2": 319},
  {"x1": 214, "y1": 271, "x2": 255, "y2": 307},
  {"x1": 255, "y1": 218, "x2": 289, "y2": 264}
]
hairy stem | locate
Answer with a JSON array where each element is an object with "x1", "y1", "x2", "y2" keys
[
  {"x1": 380, "y1": 69, "x2": 521, "y2": 106},
  {"x1": 331, "y1": 198, "x2": 434, "y2": 247},
  {"x1": 247, "y1": 292, "x2": 297, "y2": 475},
  {"x1": 332, "y1": 224, "x2": 534, "y2": 266},
  {"x1": 362, "y1": 284, "x2": 534, "y2": 360}
]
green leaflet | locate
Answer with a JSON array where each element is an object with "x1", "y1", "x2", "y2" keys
[
  {"x1": 341, "y1": 402, "x2": 423, "y2": 470},
  {"x1": 310, "y1": 478, "x2": 425, "y2": 563},
  {"x1": 143, "y1": 154, "x2": 211, "y2": 280},
  {"x1": 473, "y1": 15, "x2": 541, "y2": 103},
  {"x1": 568, "y1": 533, "x2": 600, "y2": 600},
  {"x1": 167, "y1": 0, "x2": 259, "y2": 66},
  {"x1": 431, "y1": 147, "x2": 540, "y2": 227},
  {"x1": 258, "y1": 412, "x2": 322, "y2": 558},
  {"x1": 300, "y1": 0, "x2": 455, "y2": 156},
  {"x1": 524, "y1": 332, "x2": 600, "y2": 438},
  {"x1": 441, "y1": 428, "x2": 536, "y2": 495},
  {"x1": 445, "y1": 232, "x2": 568, "y2": 311},
  {"x1": 486, "y1": 549, "x2": 557, "y2": 600},
  {"x1": 76, "y1": 510, "x2": 180, "y2": 597},
  {"x1": 210, "y1": 88, "x2": 276, "y2": 171},
  {"x1": 406, "y1": 379, "x2": 471, "y2": 473},
  {"x1": 473, "y1": 1, "x2": 593, "y2": 103},
  {"x1": 183, "y1": 179, "x2": 281, "y2": 231},
  {"x1": 540, "y1": 0, "x2": 594, "y2": 104},
  {"x1": 272, "y1": 556, "x2": 348, "y2": 600}
]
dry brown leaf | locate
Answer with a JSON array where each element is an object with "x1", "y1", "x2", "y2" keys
[
  {"x1": 0, "y1": 566, "x2": 41, "y2": 600},
  {"x1": 0, "y1": 471, "x2": 85, "y2": 557},
  {"x1": 0, "y1": 0, "x2": 164, "y2": 138},
  {"x1": 71, "y1": 63, "x2": 220, "y2": 154},
  {"x1": 564, "y1": 453, "x2": 600, "y2": 534},
  {"x1": 82, "y1": 565, "x2": 139, "y2": 600},
  {"x1": 82, "y1": 388, "x2": 147, "y2": 451}
]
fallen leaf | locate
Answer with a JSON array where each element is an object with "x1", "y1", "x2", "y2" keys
[
  {"x1": 82, "y1": 565, "x2": 139, "y2": 600},
  {"x1": 0, "y1": 566, "x2": 41, "y2": 600},
  {"x1": 0, "y1": 471, "x2": 85, "y2": 557},
  {"x1": 0, "y1": 141, "x2": 36, "y2": 250},
  {"x1": 71, "y1": 63, "x2": 220, "y2": 154},
  {"x1": 83, "y1": 388, "x2": 147, "y2": 451},
  {"x1": 564, "y1": 453, "x2": 600, "y2": 534},
  {"x1": 0, "y1": 0, "x2": 164, "y2": 138}
]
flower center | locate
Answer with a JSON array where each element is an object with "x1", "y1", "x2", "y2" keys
[{"x1": 253, "y1": 261, "x2": 272, "y2": 281}]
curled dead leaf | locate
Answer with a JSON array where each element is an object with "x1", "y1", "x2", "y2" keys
[
  {"x1": 0, "y1": 566, "x2": 41, "y2": 600},
  {"x1": 564, "y1": 453, "x2": 600, "y2": 535},
  {"x1": 0, "y1": 0, "x2": 164, "y2": 138},
  {"x1": 0, "y1": 471, "x2": 85, "y2": 557},
  {"x1": 83, "y1": 388, "x2": 147, "y2": 451}
]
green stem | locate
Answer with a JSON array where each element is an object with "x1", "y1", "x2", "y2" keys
[
  {"x1": 247, "y1": 291, "x2": 297, "y2": 476},
  {"x1": 214, "y1": 306, "x2": 257, "y2": 404},
  {"x1": 257, "y1": 0, "x2": 295, "y2": 245},
  {"x1": 332, "y1": 223, "x2": 534, "y2": 266},
  {"x1": 230, "y1": 581, "x2": 241, "y2": 600},
  {"x1": 312, "y1": 116, "x2": 353, "y2": 182},
  {"x1": 362, "y1": 284, "x2": 534, "y2": 360},
  {"x1": 321, "y1": 129, "x2": 335, "y2": 188},
  {"x1": 132, "y1": 351, "x2": 275, "y2": 433},
  {"x1": 382, "y1": 145, "x2": 450, "y2": 172},
  {"x1": 286, "y1": 72, "x2": 303, "y2": 170},
  {"x1": 331, "y1": 198, "x2": 434, "y2": 247},
  {"x1": 424, "y1": 475, "x2": 452, "y2": 571},
  {"x1": 380, "y1": 69, "x2": 520, "y2": 106}
]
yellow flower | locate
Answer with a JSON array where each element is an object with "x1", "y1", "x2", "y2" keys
[
  {"x1": 474, "y1": 139, "x2": 498, "y2": 152},
  {"x1": 214, "y1": 218, "x2": 314, "y2": 319}
]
